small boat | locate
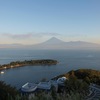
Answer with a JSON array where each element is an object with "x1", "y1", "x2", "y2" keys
[
  {"x1": 0, "y1": 71, "x2": 4, "y2": 74},
  {"x1": 21, "y1": 82, "x2": 37, "y2": 92}
]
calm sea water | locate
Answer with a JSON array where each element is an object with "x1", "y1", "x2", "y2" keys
[{"x1": 0, "y1": 49, "x2": 100, "y2": 89}]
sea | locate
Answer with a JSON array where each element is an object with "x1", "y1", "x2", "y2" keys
[{"x1": 0, "y1": 49, "x2": 100, "y2": 89}]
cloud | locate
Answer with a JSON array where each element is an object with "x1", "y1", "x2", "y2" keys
[
  {"x1": 31, "y1": 32, "x2": 60, "y2": 37},
  {"x1": 1, "y1": 32, "x2": 60, "y2": 39},
  {"x1": 1, "y1": 33, "x2": 33, "y2": 39}
]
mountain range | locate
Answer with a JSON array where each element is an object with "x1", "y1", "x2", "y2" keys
[{"x1": 0, "y1": 37, "x2": 100, "y2": 50}]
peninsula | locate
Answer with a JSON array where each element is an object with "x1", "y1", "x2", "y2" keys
[{"x1": 0, "y1": 59, "x2": 58, "y2": 71}]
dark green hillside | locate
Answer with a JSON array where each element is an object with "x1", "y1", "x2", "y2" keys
[{"x1": 60, "y1": 69, "x2": 100, "y2": 85}]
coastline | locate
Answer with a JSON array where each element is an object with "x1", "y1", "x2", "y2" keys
[{"x1": 0, "y1": 59, "x2": 58, "y2": 71}]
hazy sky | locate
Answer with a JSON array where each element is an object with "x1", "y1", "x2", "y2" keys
[{"x1": 0, "y1": 0, "x2": 100, "y2": 44}]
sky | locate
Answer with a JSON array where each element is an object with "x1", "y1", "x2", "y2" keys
[{"x1": 0, "y1": 0, "x2": 100, "y2": 44}]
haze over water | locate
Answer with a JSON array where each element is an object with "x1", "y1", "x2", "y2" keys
[{"x1": 0, "y1": 49, "x2": 100, "y2": 89}]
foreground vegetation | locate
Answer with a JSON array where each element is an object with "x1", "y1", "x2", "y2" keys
[
  {"x1": 0, "y1": 59, "x2": 58, "y2": 71},
  {"x1": 0, "y1": 81, "x2": 19, "y2": 100},
  {"x1": 0, "y1": 79, "x2": 88, "y2": 100},
  {"x1": 0, "y1": 69, "x2": 100, "y2": 100}
]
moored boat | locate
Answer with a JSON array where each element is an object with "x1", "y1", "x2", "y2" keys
[{"x1": 0, "y1": 71, "x2": 4, "y2": 74}]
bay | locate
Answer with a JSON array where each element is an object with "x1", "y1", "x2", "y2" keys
[{"x1": 0, "y1": 49, "x2": 100, "y2": 89}]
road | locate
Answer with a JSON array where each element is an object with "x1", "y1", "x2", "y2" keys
[{"x1": 86, "y1": 84, "x2": 100, "y2": 100}]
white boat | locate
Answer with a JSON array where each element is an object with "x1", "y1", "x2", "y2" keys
[
  {"x1": 21, "y1": 82, "x2": 37, "y2": 92},
  {"x1": 37, "y1": 81, "x2": 51, "y2": 90},
  {"x1": 0, "y1": 71, "x2": 4, "y2": 74}
]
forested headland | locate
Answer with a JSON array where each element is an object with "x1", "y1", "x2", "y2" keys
[{"x1": 0, "y1": 59, "x2": 58, "y2": 71}]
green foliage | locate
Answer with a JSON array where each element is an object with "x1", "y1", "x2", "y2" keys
[
  {"x1": 74, "y1": 69, "x2": 100, "y2": 85},
  {"x1": 65, "y1": 76, "x2": 89, "y2": 95},
  {"x1": 0, "y1": 81, "x2": 19, "y2": 100},
  {"x1": 60, "y1": 69, "x2": 100, "y2": 85},
  {"x1": 51, "y1": 86, "x2": 57, "y2": 100},
  {"x1": 28, "y1": 91, "x2": 85, "y2": 100}
]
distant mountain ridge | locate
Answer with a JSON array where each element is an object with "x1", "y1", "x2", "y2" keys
[
  {"x1": 43, "y1": 37, "x2": 65, "y2": 44},
  {"x1": 0, "y1": 37, "x2": 100, "y2": 50},
  {"x1": 29, "y1": 37, "x2": 100, "y2": 50}
]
